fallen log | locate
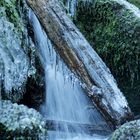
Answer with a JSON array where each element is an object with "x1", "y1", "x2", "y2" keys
[{"x1": 27, "y1": 0, "x2": 133, "y2": 128}]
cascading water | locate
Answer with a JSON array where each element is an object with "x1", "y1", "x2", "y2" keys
[
  {"x1": 29, "y1": 10, "x2": 110, "y2": 140},
  {"x1": 65, "y1": 0, "x2": 77, "y2": 16}
]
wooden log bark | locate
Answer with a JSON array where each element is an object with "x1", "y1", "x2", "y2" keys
[{"x1": 27, "y1": 0, "x2": 133, "y2": 128}]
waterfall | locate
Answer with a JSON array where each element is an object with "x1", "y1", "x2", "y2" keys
[
  {"x1": 65, "y1": 0, "x2": 77, "y2": 16},
  {"x1": 29, "y1": 10, "x2": 109, "y2": 140}
]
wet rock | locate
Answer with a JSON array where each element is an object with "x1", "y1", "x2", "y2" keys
[
  {"x1": 0, "y1": 100, "x2": 47, "y2": 139},
  {"x1": 0, "y1": 0, "x2": 45, "y2": 106},
  {"x1": 0, "y1": 7, "x2": 29, "y2": 102},
  {"x1": 109, "y1": 119, "x2": 140, "y2": 140},
  {"x1": 18, "y1": 0, "x2": 45, "y2": 109}
]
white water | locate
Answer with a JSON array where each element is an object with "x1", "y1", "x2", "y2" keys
[
  {"x1": 29, "y1": 10, "x2": 109, "y2": 140},
  {"x1": 66, "y1": 0, "x2": 77, "y2": 16}
]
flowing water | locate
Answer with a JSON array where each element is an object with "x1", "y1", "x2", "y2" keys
[
  {"x1": 65, "y1": 0, "x2": 77, "y2": 16},
  {"x1": 29, "y1": 10, "x2": 110, "y2": 140}
]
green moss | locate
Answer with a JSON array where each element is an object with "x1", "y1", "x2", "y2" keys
[
  {"x1": 59, "y1": 0, "x2": 73, "y2": 15},
  {"x1": 75, "y1": 0, "x2": 140, "y2": 114},
  {"x1": 0, "y1": 0, "x2": 23, "y2": 34},
  {"x1": 76, "y1": 0, "x2": 140, "y2": 82}
]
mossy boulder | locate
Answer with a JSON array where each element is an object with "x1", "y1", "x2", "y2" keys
[
  {"x1": 0, "y1": 100, "x2": 47, "y2": 139},
  {"x1": 0, "y1": 0, "x2": 23, "y2": 32},
  {"x1": 109, "y1": 119, "x2": 140, "y2": 140},
  {"x1": 75, "y1": 0, "x2": 140, "y2": 114}
]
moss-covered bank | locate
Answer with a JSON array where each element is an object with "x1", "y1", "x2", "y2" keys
[
  {"x1": 0, "y1": 0, "x2": 23, "y2": 34},
  {"x1": 75, "y1": 0, "x2": 140, "y2": 115},
  {"x1": 128, "y1": 0, "x2": 140, "y2": 8}
]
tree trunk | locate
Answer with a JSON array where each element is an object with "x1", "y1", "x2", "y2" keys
[{"x1": 27, "y1": 0, "x2": 133, "y2": 128}]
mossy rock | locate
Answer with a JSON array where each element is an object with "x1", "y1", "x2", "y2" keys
[
  {"x1": 75, "y1": 0, "x2": 140, "y2": 82},
  {"x1": 0, "y1": 0, "x2": 23, "y2": 33},
  {"x1": 75, "y1": 0, "x2": 140, "y2": 114},
  {"x1": 109, "y1": 119, "x2": 140, "y2": 140},
  {"x1": 0, "y1": 100, "x2": 47, "y2": 139},
  {"x1": 127, "y1": 0, "x2": 140, "y2": 8}
]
